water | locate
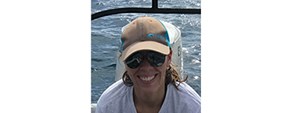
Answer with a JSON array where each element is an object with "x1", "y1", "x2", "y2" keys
[{"x1": 91, "y1": 0, "x2": 201, "y2": 103}]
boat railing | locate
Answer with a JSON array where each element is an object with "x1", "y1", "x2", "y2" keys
[{"x1": 92, "y1": 0, "x2": 201, "y2": 20}]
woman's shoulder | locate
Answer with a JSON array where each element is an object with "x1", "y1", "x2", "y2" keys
[
  {"x1": 178, "y1": 82, "x2": 201, "y2": 104},
  {"x1": 162, "y1": 82, "x2": 201, "y2": 112},
  {"x1": 97, "y1": 80, "x2": 131, "y2": 105},
  {"x1": 177, "y1": 82, "x2": 201, "y2": 100},
  {"x1": 96, "y1": 80, "x2": 135, "y2": 113},
  {"x1": 169, "y1": 82, "x2": 201, "y2": 105}
]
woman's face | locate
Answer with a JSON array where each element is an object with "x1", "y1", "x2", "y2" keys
[{"x1": 125, "y1": 50, "x2": 172, "y2": 93}]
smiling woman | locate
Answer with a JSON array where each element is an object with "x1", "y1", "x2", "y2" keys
[
  {"x1": 95, "y1": 16, "x2": 200, "y2": 113},
  {"x1": 91, "y1": 13, "x2": 201, "y2": 105},
  {"x1": 91, "y1": 1, "x2": 201, "y2": 113}
]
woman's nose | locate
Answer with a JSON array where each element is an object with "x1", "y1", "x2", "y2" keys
[{"x1": 138, "y1": 58, "x2": 152, "y2": 69}]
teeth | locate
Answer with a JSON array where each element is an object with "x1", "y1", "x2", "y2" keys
[{"x1": 140, "y1": 76, "x2": 155, "y2": 81}]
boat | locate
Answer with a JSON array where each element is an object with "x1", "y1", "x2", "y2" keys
[{"x1": 91, "y1": 0, "x2": 200, "y2": 112}]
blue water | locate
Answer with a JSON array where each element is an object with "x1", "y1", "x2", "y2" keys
[{"x1": 91, "y1": 0, "x2": 201, "y2": 103}]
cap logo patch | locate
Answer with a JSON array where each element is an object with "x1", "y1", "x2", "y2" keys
[{"x1": 146, "y1": 33, "x2": 166, "y2": 40}]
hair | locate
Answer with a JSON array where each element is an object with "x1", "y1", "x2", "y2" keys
[{"x1": 122, "y1": 63, "x2": 187, "y2": 90}]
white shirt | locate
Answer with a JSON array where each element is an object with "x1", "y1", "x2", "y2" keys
[{"x1": 95, "y1": 80, "x2": 201, "y2": 113}]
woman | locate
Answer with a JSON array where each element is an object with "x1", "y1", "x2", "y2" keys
[{"x1": 95, "y1": 16, "x2": 201, "y2": 113}]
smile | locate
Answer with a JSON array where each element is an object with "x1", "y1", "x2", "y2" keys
[{"x1": 138, "y1": 74, "x2": 158, "y2": 82}]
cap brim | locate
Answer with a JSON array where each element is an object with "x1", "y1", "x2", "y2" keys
[{"x1": 121, "y1": 41, "x2": 170, "y2": 61}]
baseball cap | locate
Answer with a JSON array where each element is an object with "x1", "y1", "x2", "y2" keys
[{"x1": 120, "y1": 16, "x2": 171, "y2": 61}]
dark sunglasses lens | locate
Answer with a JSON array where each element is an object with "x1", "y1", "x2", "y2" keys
[
  {"x1": 125, "y1": 53, "x2": 142, "y2": 69},
  {"x1": 125, "y1": 51, "x2": 166, "y2": 68},
  {"x1": 147, "y1": 52, "x2": 166, "y2": 67}
]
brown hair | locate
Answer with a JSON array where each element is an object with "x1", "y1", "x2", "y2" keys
[{"x1": 122, "y1": 64, "x2": 187, "y2": 89}]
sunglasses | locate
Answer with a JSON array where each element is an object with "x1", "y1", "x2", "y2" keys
[{"x1": 125, "y1": 51, "x2": 166, "y2": 69}]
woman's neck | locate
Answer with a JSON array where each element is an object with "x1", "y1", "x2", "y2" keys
[{"x1": 133, "y1": 85, "x2": 167, "y2": 113}]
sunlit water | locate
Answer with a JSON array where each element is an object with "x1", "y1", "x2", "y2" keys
[{"x1": 91, "y1": 0, "x2": 201, "y2": 103}]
